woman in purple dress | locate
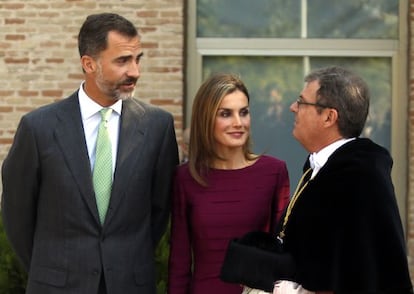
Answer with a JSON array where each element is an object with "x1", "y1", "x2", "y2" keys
[{"x1": 168, "y1": 73, "x2": 290, "y2": 294}]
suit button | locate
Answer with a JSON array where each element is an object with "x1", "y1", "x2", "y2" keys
[{"x1": 92, "y1": 269, "x2": 99, "y2": 275}]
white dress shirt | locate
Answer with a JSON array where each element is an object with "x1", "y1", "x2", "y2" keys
[
  {"x1": 78, "y1": 82, "x2": 122, "y2": 176},
  {"x1": 309, "y1": 137, "x2": 355, "y2": 179}
]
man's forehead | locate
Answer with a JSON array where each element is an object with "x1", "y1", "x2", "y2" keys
[
  {"x1": 304, "y1": 80, "x2": 320, "y2": 91},
  {"x1": 106, "y1": 31, "x2": 141, "y2": 50}
]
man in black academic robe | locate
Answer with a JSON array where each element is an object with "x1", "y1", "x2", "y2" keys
[{"x1": 278, "y1": 66, "x2": 413, "y2": 294}]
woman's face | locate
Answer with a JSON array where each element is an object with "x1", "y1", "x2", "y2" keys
[{"x1": 213, "y1": 90, "x2": 250, "y2": 153}]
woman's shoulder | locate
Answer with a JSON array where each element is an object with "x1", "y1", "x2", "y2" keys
[
  {"x1": 176, "y1": 162, "x2": 191, "y2": 176},
  {"x1": 256, "y1": 154, "x2": 286, "y2": 167},
  {"x1": 246, "y1": 155, "x2": 288, "y2": 179}
]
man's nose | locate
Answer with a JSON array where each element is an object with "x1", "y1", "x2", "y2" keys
[
  {"x1": 127, "y1": 61, "x2": 140, "y2": 78},
  {"x1": 290, "y1": 101, "x2": 298, "y2": 112}
]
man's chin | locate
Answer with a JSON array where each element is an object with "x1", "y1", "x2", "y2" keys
[{"x1": 116, "y1": 90, "x2": 135, "y2": 100}]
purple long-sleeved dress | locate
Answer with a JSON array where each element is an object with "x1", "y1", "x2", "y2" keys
[{"x1": 168, "y1": 155, "x2": 290, "y2": 294}]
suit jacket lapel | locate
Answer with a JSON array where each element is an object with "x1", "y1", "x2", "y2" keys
[
  {"x1": 105, "y1": 99, "x2": 146, "y2": 224},
  {"x1": 54, "y1": 93, "x2": 100, "y2": 224}
]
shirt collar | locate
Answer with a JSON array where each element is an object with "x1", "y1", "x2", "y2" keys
[
  {"x1": 310, "y1": 137, "x2": 356, "y2": 170},
  {"x1": 78, "y1": 82, "x2": 122, "y2": 120}
]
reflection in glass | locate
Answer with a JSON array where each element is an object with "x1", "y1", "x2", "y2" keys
[
  {"x1": 197, "y1": 0, "x2": 300, "y2": 38},
  {"x1": 197, "y1": 0, "x2": 398, "y2": 39},
  {"x1": 202, "y1": 56, "x2": 391, "y2": 187},
  {"x1": 308, "y1": 0, "x2": 398, "y2": 39}
]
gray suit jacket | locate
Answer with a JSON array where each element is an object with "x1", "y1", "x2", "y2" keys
[{"x1": 1, "y1": 92, "x2": 179, "y2": 294}]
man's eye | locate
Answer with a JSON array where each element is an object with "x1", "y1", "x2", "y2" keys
[{"x1": 117, "y1": 59, "x2": 126, "y2": 64}]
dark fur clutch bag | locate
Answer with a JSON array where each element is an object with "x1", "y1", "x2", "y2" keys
[{"x1": 220, "y1": 231, "x2": 296, "y2": 292}]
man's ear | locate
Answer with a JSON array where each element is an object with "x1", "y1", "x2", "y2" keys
[
  {"x1": 324, "y1": 108, "x2": 338, "y2": 127},
  {"x1": 81, "y1": 55, "x2": 97, "y2": 73}
]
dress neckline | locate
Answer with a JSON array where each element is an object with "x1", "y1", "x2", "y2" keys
[{"x1": 209, "y1": 155, "x2": 262, "y2": 171}]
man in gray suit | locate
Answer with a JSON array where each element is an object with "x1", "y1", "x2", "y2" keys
[{"x1": 1, "y1": 13, "x2": 179, "y2": 294}]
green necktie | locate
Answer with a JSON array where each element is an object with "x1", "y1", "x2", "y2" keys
[{"x1": 93, "y1": 108, "x2": 113, "y2": 224}]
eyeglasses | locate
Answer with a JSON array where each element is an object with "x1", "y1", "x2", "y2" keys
[{"x1": 295, "y1": 98, "x2": 330, "y2": 109}]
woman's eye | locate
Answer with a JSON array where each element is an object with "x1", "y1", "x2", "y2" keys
[
  {"x1": 240, "y1": 109, "x2": 250, "y2": 116},
  {"x1": 218, "y1": 110, "x2": 230, "y2": 117}
]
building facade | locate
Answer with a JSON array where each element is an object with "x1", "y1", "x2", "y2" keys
[{"x1": 0, "y1": 0, "x2": 413, "y2": 284}]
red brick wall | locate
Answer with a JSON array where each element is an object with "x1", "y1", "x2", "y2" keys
[
  {"x1": 408, "y1": 0, "x2": 414, "y2": 283},
  {"x1": 0, "y1": 0, "x2": 184, "y2": 161}
]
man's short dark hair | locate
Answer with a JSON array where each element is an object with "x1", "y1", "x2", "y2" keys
[{"x1": 78, "y1": 13, "x2": 139, "y2": 58}]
